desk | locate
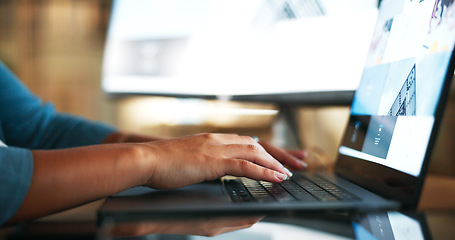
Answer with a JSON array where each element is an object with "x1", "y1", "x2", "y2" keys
[
  {"x1": 2, "y1": 175, "x2": 455, "y2": 239},
  {"x1": 418, "y1": 174, "x2": 455, "y2": 210}
]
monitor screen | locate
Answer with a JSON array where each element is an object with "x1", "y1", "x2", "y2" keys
[{"x1": 102, "y1": 0, "x2": 378, "y2": 102}]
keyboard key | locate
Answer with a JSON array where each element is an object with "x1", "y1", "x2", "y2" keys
[
  {"x1": 259, "y1": 181, "x2": 296, "y2": 202},
  {"x1": 223, "y1": 175, "x2": 359, "y2": 203},
  {"x1": 307, "y1": 176, "x2": 359, "y2": 201},
  {"x1": 224, "y1": 179, "x2": 253, "y2": 202},
  {"x1": 241, "y1": 178, "x2": 275, "y2": 202},
  {"x1": 279, "y1": 180, "x2": 317, "y2": 201}
]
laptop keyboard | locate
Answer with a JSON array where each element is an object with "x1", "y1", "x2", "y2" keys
[{"x1": 223, "y1": 174, "x2": 359, "y2": 203}]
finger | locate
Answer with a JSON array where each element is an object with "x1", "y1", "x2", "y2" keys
[
  {"x1": 211, "y1": 134, "x2": 259, "y2": 145},
  {"x1": 223, "y1": 158, "x2": 288, "y2": 183},
  {"x1": 218, "y1": 143, "x2": 289, "y2": 176},
  {"x1": 287, "y1": 149, "x2": 308, "y2": 160},
  {"x1": 259, "y1": 141, "x2": 308, "y2": 170},
  {"x1": 197, "y1": 133, "x2": 292, "y2": 178}
]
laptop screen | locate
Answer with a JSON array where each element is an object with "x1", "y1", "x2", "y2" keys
[{"x1": 336, "y1": 0, "x2": 455, "y2": 207}]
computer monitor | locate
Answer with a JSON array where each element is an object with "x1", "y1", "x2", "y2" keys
[{"x1": 101, "y1": 0, "x2": 378, "y2": 105}]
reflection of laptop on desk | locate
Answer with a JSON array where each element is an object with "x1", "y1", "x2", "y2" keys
[{"x1": 99, "y1": 0, "x2": 455, "y2": 220}]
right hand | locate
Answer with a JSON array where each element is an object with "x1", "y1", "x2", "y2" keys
[{"x1": 139, "y1": 133, "x2": 291, "y2": 189}]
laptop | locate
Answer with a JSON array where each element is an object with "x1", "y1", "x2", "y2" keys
[{"x1": 99, "y1": 0, "x2": 455, "y2": 220}]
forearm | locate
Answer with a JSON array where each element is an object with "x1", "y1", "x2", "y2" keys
[
  {"x1": 103, "y1": 131, "x2": 164, "y2": 144},
  {"x1": 9, "y1": 143, "x2": 152, "y2": 223}
]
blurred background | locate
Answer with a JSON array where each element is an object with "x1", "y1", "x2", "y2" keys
[{"x1": 0, "y1": 0, "x2": 453, "y2": 176}]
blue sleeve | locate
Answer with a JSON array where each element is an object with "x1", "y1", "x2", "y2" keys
[
  {"x1": 0, "y1": 61, "x2": 117, "y2": 149},
  {"x1": 0, "y1": 147, "x2": 33, "y2": 226},
  {"x1": 0, "y1": 61, "x2": 117, "y2": 226}
]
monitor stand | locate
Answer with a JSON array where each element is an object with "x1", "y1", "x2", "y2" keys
[{"x1": 271, "y1": 105, "x2": 303, "y2": 150}]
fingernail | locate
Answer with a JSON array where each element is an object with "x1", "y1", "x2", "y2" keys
[
  {"x1": 302, "y1": 150, "x2": 308, "y2": 159},
  {"x1": 275, "y1": 172, "x2": 287, "y2": 181},
  {"x1": 283, "y1": 167, "x2": 293, "y2": 178},
  {"x1": 299, "y1": 160, "x2": 308, "y2": 168}
]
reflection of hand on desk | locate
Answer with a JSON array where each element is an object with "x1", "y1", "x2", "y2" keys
[
  {"x1": 4, "y1": 198, "x2": 263, "y2": 238},
  {"x1": 104, "y1": 215, "x2": 264, "y2": 238}
]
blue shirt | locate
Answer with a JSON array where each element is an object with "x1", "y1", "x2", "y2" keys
[{"x1": 0, "y1": 61, "x2": 116, "y2": 226}]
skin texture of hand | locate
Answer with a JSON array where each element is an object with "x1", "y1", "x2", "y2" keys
[
  {"x1": 139, "y1": 133, "x2": 292, "y2": 189},
  {"x1": 103, "y1": 132, "x2": 164, "y2": 144},
  {"x1": 106, "y1": 131, "x2": 307, "y2": 172}
]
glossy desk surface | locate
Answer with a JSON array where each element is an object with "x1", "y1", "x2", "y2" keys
[{"x1": 2, "y1": 174, "x2": 455, "y2": 240}]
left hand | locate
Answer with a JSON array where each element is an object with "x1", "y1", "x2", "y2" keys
[{"x1": 257, "y1": 139, "x2": 307, "y2": 171}]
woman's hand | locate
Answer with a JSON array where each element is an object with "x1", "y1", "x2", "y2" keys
[
  {"x1": 257, "y1": 139, "x2": 307, "y2": 170},
  {"x1": 105, "y1": 131, "x2": 308, "y2": 172},
  {"x1": 139, "y1": 133, "x2": 294, "y2": 189}
]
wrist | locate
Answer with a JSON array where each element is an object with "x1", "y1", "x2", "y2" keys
[
  {"x1": 103, "y1": 132, "x2": 128, "y2": 144},
  {"x1": 104, "y1": 132, "x2": 164, "y2": 144},
  {"x1": 130, "y1": 143, "x2": 159, "y2": 187}
]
